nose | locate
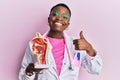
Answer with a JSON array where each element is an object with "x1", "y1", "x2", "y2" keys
[{"x1": 56, "y1": 15, "x2": 62, "y2": 20}]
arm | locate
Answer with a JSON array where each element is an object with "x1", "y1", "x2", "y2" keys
[
  {"x1": 73, "y1": 31, "x2": 103, "y2": 74},
  {"x1": 19, "y1": 43, "x2": 35, "y2": 80},
  {"x1": 81, "y1": 50, "x2": 103, "y2": 74}
]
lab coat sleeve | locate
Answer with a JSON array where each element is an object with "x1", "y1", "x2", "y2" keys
[
  {"x1": 19, "y1": 42, "x2": 35, "y2": 80},
  {"x1": 81, "y1": 51, "x2": 103, "y2": 75}
]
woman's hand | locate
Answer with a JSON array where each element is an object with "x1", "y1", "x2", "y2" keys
[
  {"x1": 25, "y1": 63, "x2": 43, "y2": 76},
  {"x1": 25, "y1": 63, "x2": 34, "y2": 76},
  {"x1": 73, "y1": 31, "x2": 95, "y2": 56}
]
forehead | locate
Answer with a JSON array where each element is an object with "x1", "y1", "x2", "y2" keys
[{"x1": 51, "y1": 6, "x2": 70, "y2": 14}]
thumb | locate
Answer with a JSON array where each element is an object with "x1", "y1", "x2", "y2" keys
[{"x1": 80, "y1": 31, "x2": 85, "y2": 39}]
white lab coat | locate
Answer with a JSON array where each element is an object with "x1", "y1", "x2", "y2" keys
[{"x1": 19, "y1": 31, "x2": 103, "y2": 80}]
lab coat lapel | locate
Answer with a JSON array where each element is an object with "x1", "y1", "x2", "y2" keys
[
  {"x1": 60, "y1": 46, "x2": 70, "y2": 75},
  {"x1": 48, "y1": 49, "x2": 59, "y2": 77},
  {"x1": 60, "y1": 32, "x2": 73, "y2": 75}
]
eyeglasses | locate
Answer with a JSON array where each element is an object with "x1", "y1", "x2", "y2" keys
[{"x1": 50, "y1": 10, "x2": 70, "y2": 20}]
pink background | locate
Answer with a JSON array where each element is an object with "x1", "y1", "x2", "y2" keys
[{"x1": 0, "y1": 0, "x2": 120, "y2": 80}]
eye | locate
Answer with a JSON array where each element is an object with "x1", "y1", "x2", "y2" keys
[
  {"x1": 63, "y1": 14, "x2": 70, "y2": 20},
  {"x1": 51, "y1": 13, "x2": 56, "y2": 16},
  {"x1": 55, "y1": 10, "x2": 60, "y2": 17},
  {"x1": 51, "y1": 10, "x2": 60, "y2": 17}
]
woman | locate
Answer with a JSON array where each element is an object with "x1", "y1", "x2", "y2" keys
[{"x1": 19, "y1": 3, "x2": 103, "y2": 80}]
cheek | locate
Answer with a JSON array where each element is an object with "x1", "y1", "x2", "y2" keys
[
  {"x1": 48, "y1": 17, "x2": 55, "y2": 25},
  {"x1": 65, "y1": 21, "x2": 69, "y2": 27},
  {"x1": 49, "y1": 16, "x2": 56, "y2": 21},
  {"x1": 48, "y1": 18, "x2": 53, "y2": 25},
  {"x1": 63, "y1": 25, "x2": 69, "y2": 30}
]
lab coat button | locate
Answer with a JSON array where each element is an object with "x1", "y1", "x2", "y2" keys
[{"x1": 64, "y1": 63, "x2": 66, "y2": 65}]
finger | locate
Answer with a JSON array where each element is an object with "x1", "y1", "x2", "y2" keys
[
  {"x1": 33, "y1": 68, "x2": 48, "y2": 72},
  {"x1": 25, "y1": 67, "x2": 33, "y2": 74},
  {"x1": 73, "y1": 39, "x2": 79, "y2": 44},
  {"x1": 74, "y1": 44, "x2": 82, "y2": 50},
  {"x1": 73, "y1": 39, "x2": 83, "y2": 45},
  {"x1": 33, "y1": 68, "x2": 42, "y2": 72},
  {"x1": 80, "y1": 31, "x2": 84, "y2": 39},
  {"x1": 29, "y1": 63, "x2": 34, "y2": 68},
  {"x1": 75, "y1": 45, "x2": 85, "y2": 50},
  {"x1": 74, "y1": 43, "x2": 86, "y2": 50},
  {"x1": 26, "y1": 72, "x2": 33, "y2": 76}
]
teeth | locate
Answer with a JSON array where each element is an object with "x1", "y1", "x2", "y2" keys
[{"x1": 55, "y1": 22, "x2": 62, "y2": 26}]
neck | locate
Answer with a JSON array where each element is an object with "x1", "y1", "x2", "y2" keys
[{"x1": 48, "y1": 30, "x2": 64, "y2": 39}]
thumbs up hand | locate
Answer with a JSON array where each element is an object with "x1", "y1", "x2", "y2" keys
[{"x1": 73, "y1": 31, "x2": 95, "y2": 56}]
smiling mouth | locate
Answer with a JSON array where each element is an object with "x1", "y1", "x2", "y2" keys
[{"x1": 54, "y1": 22, "x2": 62, "y2": 26}]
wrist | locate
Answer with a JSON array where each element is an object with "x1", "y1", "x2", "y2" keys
[{"x1": 87, "y1": 44, "x2": 96, "y2": 56}]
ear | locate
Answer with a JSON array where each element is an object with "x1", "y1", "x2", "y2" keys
[
  {"x1": 48, "y1": 17, "x2": 50, "y2": 23},
  {"x1": 68, "y1": 22, "x2": 70, "y2": 26},
  {"x1": 65, "y1": 22, "x2": 70, "y2": 30},
  {"x1": 67, "y1": 22, "x2": 70, "y2": 27}
]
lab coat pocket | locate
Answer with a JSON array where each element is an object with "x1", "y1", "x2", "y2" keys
[
  {"x1": 37, "y1": 69, "x2": 49, "y2": 80},
  {"x1": 68, "y1": 64, "x2": 79, "y2": 79},
  {"x1": 73, "y1": 52, "x2": 80, "y2": 67}
]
